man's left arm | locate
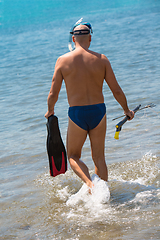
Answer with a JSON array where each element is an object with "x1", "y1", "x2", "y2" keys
[{"x1": 45, "y1": 58, "x2": 63, "y2": 119}]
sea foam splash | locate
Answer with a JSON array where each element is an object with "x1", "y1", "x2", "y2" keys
[
  {"x1": 66, "y1": 174, "x2": 110, "y2": 206},
  {"x1": 33, "y1": 152, "x2": 160, "y2": 231}
]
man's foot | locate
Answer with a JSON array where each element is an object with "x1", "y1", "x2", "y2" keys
[{"x1": 86, "y1": 180, "x2": 94, "y2": 194}]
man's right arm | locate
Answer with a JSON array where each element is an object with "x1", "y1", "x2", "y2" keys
[
  {"x1": 45, "y1": 57, "x2": 63, "y2": 119},
  {"x1": 104, "y1": 56, "x2": 134, "y2": 119}
]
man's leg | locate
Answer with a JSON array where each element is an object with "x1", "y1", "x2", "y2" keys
[
  {"x1": 89, "y1": 114, "x2": 108, "y2": 181},
  {"x1": 67, "y1": 118, "x2": 94, "y2": 189}
]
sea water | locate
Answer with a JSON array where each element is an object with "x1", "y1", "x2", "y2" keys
[{"x1": 0, "y1": 0, "x2": 160, "y2": 239}]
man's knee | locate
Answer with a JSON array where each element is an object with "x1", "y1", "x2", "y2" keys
[{"x1": 68, "y1": 153, "x2": 81, "y2": 162}]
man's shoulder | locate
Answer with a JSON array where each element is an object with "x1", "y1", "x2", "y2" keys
[
  {"x1": 99, "y1": 53, "x2": 111, "y2": 66},
  {"x1": 54, "y1": 52, "x2": 71, "y2": 67},
  {"x1": 99, "y1": 53, "x2": 109, "y2": 62},
  {"x1": 56, "y1": 51, "x2": 74, "y2": 64},
  {"x1": 88, "y1": 50, "x2": 110, "y2": 62},
  {"x1": 59, "y1": 51, "x2": 74, "y2": 59}
]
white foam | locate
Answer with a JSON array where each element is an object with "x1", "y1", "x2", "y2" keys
[
  {"x1": 56, "y1": 186, "x2": 70, "y2": 201},
  {"x1": 90, "y1": 174, "x2": 110, "y2": 203},
  {"x1": 66, "y1": 174, "x2": 110, "y2": 206},
  {"x1": 130, "y1": 189, "x2": 160, "y2": 205}
]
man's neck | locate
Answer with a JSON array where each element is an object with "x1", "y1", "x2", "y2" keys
[{"x1": 75, "y1": 44, "x2": 89, "y2": 51}]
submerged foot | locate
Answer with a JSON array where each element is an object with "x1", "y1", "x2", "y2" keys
[{"x1": 86, "y1": 181, "x2": 94, "y2": 194}]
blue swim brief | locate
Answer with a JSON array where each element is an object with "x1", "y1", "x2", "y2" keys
[{"x1": 68, "y1": 103, "x2": 106, "y2": 131}]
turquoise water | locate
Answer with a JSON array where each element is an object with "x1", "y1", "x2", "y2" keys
[{"x1": 0, "y1": 0, "x2": 160, "y2": 239}]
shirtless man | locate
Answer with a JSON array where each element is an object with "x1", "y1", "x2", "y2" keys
[{"x1": 45, "y1": 22, "x2": 134, "y2": 191}]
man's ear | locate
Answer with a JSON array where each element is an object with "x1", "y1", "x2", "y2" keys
[
  {"x1": 89, "y1": 34, "x2": 91, "y2": 42},
  {"x1": 72, "y1": 36, "x2": 75, "y2": 43}
]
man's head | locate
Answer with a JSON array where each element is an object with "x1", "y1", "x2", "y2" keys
[
  {"x1": 68, "y1": 20, "x2": 93, "y2": 51},
  {"x1": 72, "y1": 24, "x2": 92, "y2": 47}
]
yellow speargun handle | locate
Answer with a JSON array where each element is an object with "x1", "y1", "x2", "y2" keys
[{"x1": 114, "y1": 104, "x2": 141, "y2": 139}]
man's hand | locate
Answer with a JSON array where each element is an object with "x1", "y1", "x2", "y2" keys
[
  {"x1": 45, "y1": 110, "x2": 54, "y2": 119},
  {"x1": 124, "y1": 110, "x2": 134, "y2": 120}
]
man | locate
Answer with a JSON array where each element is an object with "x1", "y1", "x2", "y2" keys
[{"x1": 45, "y1": 22, "x2": 134, "y2": 191}]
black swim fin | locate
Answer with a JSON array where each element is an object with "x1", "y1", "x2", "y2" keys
[{"x1": 46, "y1": 115, "x2": 67, "y2": 177}]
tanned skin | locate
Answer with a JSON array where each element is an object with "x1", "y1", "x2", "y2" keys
[{"x1": 45, "y1": 25, "x2": 134, "y2": 191}]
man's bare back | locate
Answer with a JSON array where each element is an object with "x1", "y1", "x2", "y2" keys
[
  {"x1": 45, "y1": 22, "x2": 134, "y2": 192},
  {"x1": 57, "y1": 47, "x2": 106, "y2": 106}
]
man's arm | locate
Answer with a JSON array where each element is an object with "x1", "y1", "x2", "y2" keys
[
  {"x1": 45, "y1": 58, "x2": 63, "y2": 119},
  {"x1": 104, "y1": 56, "x2": 134, "y2": 119}
]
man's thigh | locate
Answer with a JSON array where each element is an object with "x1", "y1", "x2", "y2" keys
[
  {"x1": 67, "y1": 117, "x2": 88, "y2": 158},
  {"x1": 88, "y1": 114, "x2": 106, "y2": 161}
]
